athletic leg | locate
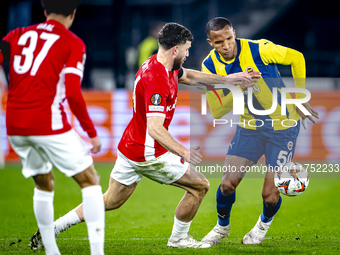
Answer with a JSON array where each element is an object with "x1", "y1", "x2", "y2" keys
[
  {"x1": 217, "y1": 155, "x2": 254, "y2": 225},
  {"x1": 171, "y1": 165, "x2": 209, "y2": 222},
  {"x1": 167, "y1": 165, "x2": 210, "y2": 248},
  {"x1": 71, "y1": 164, "x2": 105, "y2": 255},
  {"x1": 242, "y1": 169, "x2": 280, "y2": 244},
  {"x1": 243, "y1": 124, "x2": 299, "y2": 244},
  {"x1": 62, "y1": 176, "x2": 137, "y2": 224},
  {"x1": 261, "y1": 169, "x2": 281, "y2": 223},
  {"x1": 202, "y1": 155, "x2": 254, "y2": 245},
  {"x1": 8, "y1": 136, "x2": 60, "y2": 254},
  {"x1": 54, "y1": 148, "x2": 138, "y2": 235},
  {"x1": 33, "y1": 171, "x2": 60, "y2": 255}
]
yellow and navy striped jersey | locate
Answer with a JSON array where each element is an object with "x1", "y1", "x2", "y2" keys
[{"x1": 202, "y1": 38, "x2": 305, "y2": 131}]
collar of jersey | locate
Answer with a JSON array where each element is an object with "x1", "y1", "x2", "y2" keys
[
  {"x1": 214, "y1": 39, "x2": 241, "y2": 64},
  {"x1": 44, "y1": 19, "x2": 67, "y2": 30}
]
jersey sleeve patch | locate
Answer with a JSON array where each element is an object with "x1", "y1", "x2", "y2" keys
[
  {"x1": 149, "y1": 105, "x2": 164, "y2": 111},
  {"x1": 150, "y1": 93, "x2": 163, "y2": 105}
]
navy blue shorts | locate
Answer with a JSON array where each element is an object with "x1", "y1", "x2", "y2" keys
[{"x1": 227, "y1": 121, "x2": 300, "y2": 168}]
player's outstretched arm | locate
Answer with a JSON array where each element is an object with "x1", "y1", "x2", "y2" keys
[
  {"x1": 147, "y1": 116, "x2": 202, "y2": 164},
  {"x1": 179, "y1": 68, "x2": 260, "y2": 119},
  {"x1": 178, "y1": 68, "x2": 255, "y2": 86}
]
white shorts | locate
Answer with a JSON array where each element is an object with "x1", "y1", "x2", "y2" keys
[
  {"x1": 110, "y1": 150, "x2": 189, "y2": 185},
  {"x1": 8, "y1": 129, "x2": 93, "y2": 178}
]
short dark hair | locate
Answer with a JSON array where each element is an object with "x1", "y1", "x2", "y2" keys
[
  {"x1": 158, "y1": 23, "x2": 193, "y2": 50},
  {"x1": 41, "y1": 0, "x2": 79, "y2": 17},
  {"x1": 206, "y1": 17, "x2": 233, "y2": 37}
]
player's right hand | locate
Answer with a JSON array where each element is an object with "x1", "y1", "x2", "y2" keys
[
  {"x1": 239, "y1": 72, "x2": 261, "y2": 90},
  {"x1": 90, "y1": 136, "x2": 101, "y2": 154},
  {"x1": 183, "y1": 146, "x2": 203, "y2": 164},
  {"x1": 296, "y1": 102, "x2": 320, "y2": 130}
]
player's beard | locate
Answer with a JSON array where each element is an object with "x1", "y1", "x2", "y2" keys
[{"x1": 172, "y1": 55, "x2": 184, "y2": 70}]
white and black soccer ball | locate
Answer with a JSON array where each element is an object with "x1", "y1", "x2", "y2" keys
[{"x1": 274, "y1": 162, "x2": 309, "y2": 196}]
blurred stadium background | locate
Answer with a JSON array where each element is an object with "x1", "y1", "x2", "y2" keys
[{"x1": 0, "y1": 0, "x2": 339, "y2": 164}]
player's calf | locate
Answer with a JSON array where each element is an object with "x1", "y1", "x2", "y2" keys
[{"x1": 103, "y1": 178, "x2": 137, "y2": 211}]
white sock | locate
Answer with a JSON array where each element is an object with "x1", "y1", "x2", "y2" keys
[
  {"x1": 54, "y1": 209, "x2": 81, "y2": 236},
  {"x1": 82, "y1": 185, "x2": 105, "y2": 255},
  {"x1": 33, "y1": 188, "x2": 60, "y2": 255},
  {"x1": 170, "y1": 216, "x2": 192, "y2": 241}
]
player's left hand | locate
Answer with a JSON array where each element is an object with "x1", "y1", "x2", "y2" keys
[
  {"x1": 90, "y1": 136, "x2": 102, "y2": 154},
  {"x1": 296, "y1": 102, "x2": 319, "y2": 129}
]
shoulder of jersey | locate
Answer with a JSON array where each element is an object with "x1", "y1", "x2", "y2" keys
[
  {"x1": 5, "y1": 24, "x2": 39, "y2": 41},
  {"x1": 62, "y1": 29, "x2": 85, "y2": 48},
  {"x1": 258, "y1": 39, "x2": 273, "y2": 46},
  {"x1": 143, "y1": 59, "x2": 168, "y2": 79},
  {"x1": 239, "y1": 38, "x2": 271, "y2": 45}
]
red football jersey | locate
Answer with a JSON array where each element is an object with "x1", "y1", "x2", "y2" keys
[
  {"x1": 2, "y1": 19, "x2": 96, "y2": 137},
  {"x1": 118, "y1": 54, "x2": 179, "y2": 162}
]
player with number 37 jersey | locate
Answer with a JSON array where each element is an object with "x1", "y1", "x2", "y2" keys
[
  {"x1": 0, "y1": 1, "x2": 105, "y2": 254},
  {"x1": 2, "y1": 19, "x2": 96, "y2": 138}
]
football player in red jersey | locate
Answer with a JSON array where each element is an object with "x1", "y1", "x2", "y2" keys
[
  {"x1": 0, "y1": 0, "x2": 105, "y2": 254},
  {"x1": 29, "y1": 23, "x2": 258, "y2": 249}
]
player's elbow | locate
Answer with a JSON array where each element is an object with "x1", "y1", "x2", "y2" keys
[
  {"x1": 296, "y1": 51, "x2": 305, "y2": 62},
  {"x1": 210, "y1": 107, "x2": 231, "y2": 119},
  {"x1": 147, "y1": 125, "x2": 159, "y2": 140},
  {"x1": 288, "y1": 48, "x2": 305, "y2": 64},
  {"x1": 211, "y1": 109, "x2": 224, "y2": 119}
]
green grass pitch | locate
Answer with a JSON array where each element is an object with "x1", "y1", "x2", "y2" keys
[{"x1": 0, "y1": 163, "x2": 339, "y2": 254}]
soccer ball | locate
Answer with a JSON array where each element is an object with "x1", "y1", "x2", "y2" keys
[{"x1": 274, "y1": 162, "x2": 309, "y2": 196}]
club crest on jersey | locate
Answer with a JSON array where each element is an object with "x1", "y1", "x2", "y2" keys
[
  {"x1": 150, "y1": 94, "x2": 162, "y2": 106},
  {"x1": 246, "y1": 67, "x2": 254, "y2": 73},
  {"x1": 287, "y1": 141, "x2": 293, "y2": 151}
]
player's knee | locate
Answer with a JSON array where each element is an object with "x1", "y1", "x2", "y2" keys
[
  {"x1": 262, "y1": 193, "x2": 280, "y2": 206},
  {"x1": 86, "y1": 165, "x2": 100, "y2": 185},
  {"x1": 220, "y1": 181, "x2": 236, "y2": 195},
  {"x1": 33, "y1": 171, "x2": 55, "y2": 191},
  {"x1": 195, "y1": 178, "x2": 210, "y2": 198},
  {"x1": 36, "y1": 180, "x2": 54, "y2": 192},
  {"x1": 201, "y1": 178, "x2": 210, "y2": 195},
  {"x1": 74, "y1": 165, "x2": 100, "y2": 188}
]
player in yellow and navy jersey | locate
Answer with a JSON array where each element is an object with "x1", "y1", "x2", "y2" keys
[{"x1": 201, "y1": 17, "x2": 319, "y2": 246}]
